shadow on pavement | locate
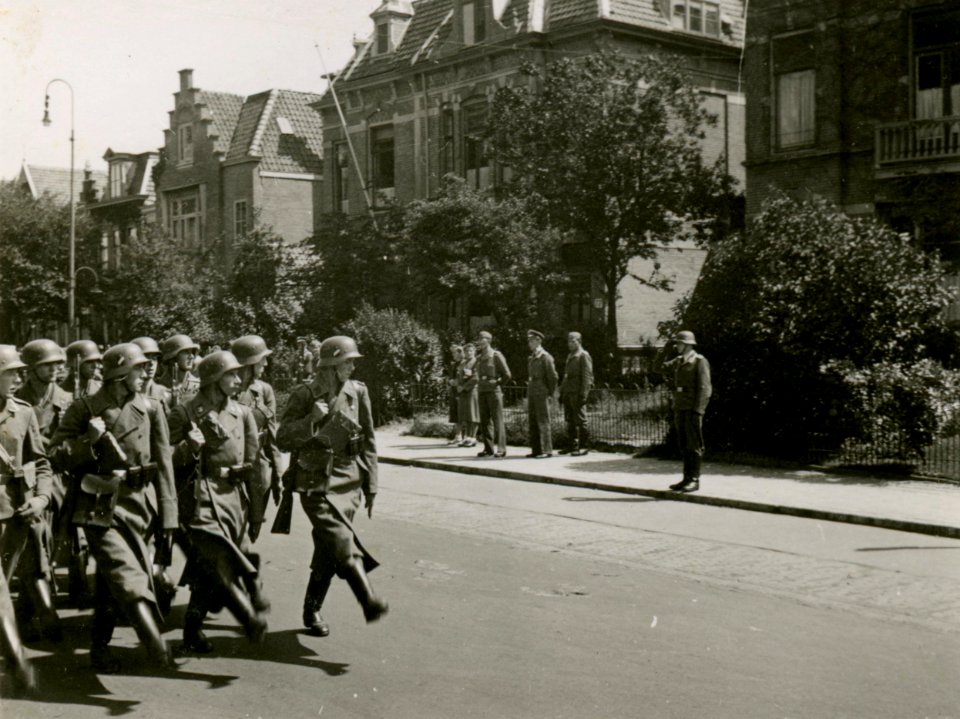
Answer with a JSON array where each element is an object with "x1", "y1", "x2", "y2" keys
[
  {"x1": 856, "y1": 545, "x2": 960, "y2": 552},
  {"x1": 177, "y1": 628, "x2": 350, "y2": 677}
]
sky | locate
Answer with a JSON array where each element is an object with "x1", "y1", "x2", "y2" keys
[{"x1": 0, "y1": 0, "x2": 383, "y2": 179}]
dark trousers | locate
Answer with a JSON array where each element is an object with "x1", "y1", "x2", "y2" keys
[
  {"x1": 562, "y1": 394, "x2": 588, "y2": 450},
  {"x1": 478, "y1": 390, "x2": 506, "y2": 454},
  {"x1": 527, "y1": 394, "x2": 553, "y2": 455},
  {"x1": 674, "y1": 409, "x2": 705, "y2": 480}
]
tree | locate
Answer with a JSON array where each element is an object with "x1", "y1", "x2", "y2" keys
[
  {"x1": 490, "y1": 51, "x2": 733, "y2": 351},
  {"x1": 400, "y1": 177, "x2": 566, "y2": 342},
  {"x1": 0, "y1": 182, "x2": 100, "y2": 343},
  {"x1": 668, "y1": 194, "x2": 954, "y2": 454}
]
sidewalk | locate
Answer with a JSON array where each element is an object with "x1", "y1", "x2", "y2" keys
[{"x1": 377, "y1": 427, "x2": 960, "y2": 539}]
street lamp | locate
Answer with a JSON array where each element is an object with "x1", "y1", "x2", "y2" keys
[{"x1": 43, "y1": 78, "x2": 76, "y2": 340}]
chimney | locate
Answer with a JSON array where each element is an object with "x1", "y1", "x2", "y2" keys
[
  {"x1": 81, "y1": 162, "x2": 99, "y2": 204},
  {"x1": 179, "y1": 68, "x2": 194, "y2": 91}
]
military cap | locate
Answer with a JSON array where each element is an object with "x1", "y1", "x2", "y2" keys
[
  {"x1": 477, "y1": 331, "x2": 493, "y2": 341},
  {"x1": 527, "y1": 329, "x2": 544, "y2": 341}
]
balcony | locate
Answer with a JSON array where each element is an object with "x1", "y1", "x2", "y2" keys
[{"x1": 876, "y1": 116, "x2": 960, "y2": 177}]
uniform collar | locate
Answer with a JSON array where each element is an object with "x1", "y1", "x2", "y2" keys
[{"x1": 531, "y1": 346, "x2": 545, "y2": 359}]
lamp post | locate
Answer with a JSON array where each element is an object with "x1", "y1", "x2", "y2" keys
[{"x1": 43, "y1": 78, "x2": 76, "y2": 341}]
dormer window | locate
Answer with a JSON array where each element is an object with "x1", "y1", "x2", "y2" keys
[
  {"x1": 109, "y1": 161, "x2": 130, "y2": 199},
  {"x1": 671, "y1": 1, "x2": 720, "y2": 37},
  {"x1": 377, "y1": 22, "x2": 390, "y2": 54},
  {"x1": 178, "y1": 124, "x2": 193, "y2": 163},
  {"x1": 370, "y1": 1, "x2": 412, "y2": 55},
  {"x1": 463, "y1": 1, "x2": 486, "y2": 45}
]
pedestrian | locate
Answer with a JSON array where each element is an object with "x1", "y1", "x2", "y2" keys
[
  {"x1": 526, "y1": 330, "x2": 558, "y2": 458},
  {"x1": 446, "y1": 345, "x2": 463, "y2": 445},
  {"x1": 62, "y1": 340, "x2": 103, "y2": 399},
  {"x1": 230, "y1": 335, "x2": 281, "y2": 542},
  {"x1": 277, "y1": 335, "x2": 387, "y2": 638},
  {"x1": 0, "y1": 345, "x2": 54, "y2": 692},
  {"x1": 168, "y1": 351, "x2": 268, "y2": 654},
  {"x1": 656, "y1": 330, "x2": 712, "y2": 493},
  {"x1": 49, "y1": 342, "x2": 177, "y2": 672},
  {"x1": 559, "y1": 331, "x2": 594, "y2": 456},
  {"x1": 456, "y1": 343, "x2": 479, "y2": 447},
  {"x1": 15, "y1": 338, "x2": 69, "y2": 640},
  {"x1": 475, "y1": 331, "x2": 512, "y2": 458},
  {"x1": 157, "y1": 334, "x2": 201, "y2": 408}
]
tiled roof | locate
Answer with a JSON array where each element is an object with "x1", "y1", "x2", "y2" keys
[
  {"x1": 18, "y1": 164, "x2": 107, "y2": 204},
  {"x1": 225, "y1": 90, "x2": 324, "y2": 175},
  {"x1": 336, "y1": 0, "x2": 745, "y2": 84},
  {"x1": 196, "y1": 91, "x2": 244, "y2": 155}
]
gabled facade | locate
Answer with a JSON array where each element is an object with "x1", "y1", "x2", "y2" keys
[
  {"x1": 156, "y1": 69, "x2": 324, "y2": 256},
  {"x1": 17, "y1": 162, "x2": 105, "y2": 205},
  {"x1": 319, "y1": 0, "x2": 747, "y2": 348}
]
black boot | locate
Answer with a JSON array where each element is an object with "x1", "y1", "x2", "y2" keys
[
  {"x1": 342, "y1": 560, "x2": 388, "y2": 623},
  {"x1": 302, "y1": 574, "x2": 332, "y2": 637},
  {"x1": 29, "y1": 578, "x2": 62, "y2": 642},
  {"x1": 0, "y1": 614, "x2": 35, "y2": 692},
  {"x1": 90, "y1": 604, "x2": 120, "y2": 674},
  {"x1": 222, "y1": 581, "x2": 267, "y2": 644},
  {"x1": 129, "y1": 600, "x2": 173, "y2": 669},
  {"x1": 181, "y1": 610, "x2": 213, "y2": 654}
]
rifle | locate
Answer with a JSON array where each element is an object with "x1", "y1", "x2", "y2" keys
[
  {"x1": 270, "y1": 467, "x2": 294, "y2": 535},
  {"x1": 170, "y1": 364, "x2": 182, "y2": 408}
]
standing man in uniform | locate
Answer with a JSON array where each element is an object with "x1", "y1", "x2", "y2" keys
[
  {"x1": 559, "y1": 332, "x2": 594, "y2": 456},
  {"x1": 61, "y1": 340, "x2": 103, "y2": 399},
  {"x1": 475, "y1": 331, "x2": 511, "y2": 458},
  {"x1": 230, "y1": 335, "x2": 281, "y2": 542},
  {"x1": 277, "y1": 335, "x2": 387, "y2": 638},
  {"x1": 15, "y1": 338, "x2": 69, "y2": 639},
  {"x1": 526, "y1": 330, "x2": 557, "y2": 458},
  {"x1": 0, "y1": 345, "x2": 54, "y2": 691},
  {"x1": 50, "y1": 343, "x2": 177, "y2": 672},
  {"x1": 656, "y1": 331, "x2": 712, "y2": 493},
  {"x1": 168, "y1": 351, "x2": 268, "y2": 653},
  {"x1": 157, "y1": 334, "x2": 201, "y2": 408}
]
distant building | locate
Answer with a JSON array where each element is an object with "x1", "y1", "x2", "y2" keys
[
  {"x1": 744, "y1": 0, "x2": 960, "y2": 320},
  {"x1": 17, "y1": 161, "x2": 105, "y2": 205},
  {"x1": 155, "y1": 69, "x2": 324, "y2": 258},
  {"x1": 319, "y1": 0, "x2": 745, "y2": 350}
]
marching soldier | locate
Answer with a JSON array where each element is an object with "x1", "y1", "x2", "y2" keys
[
  {"x1": 168, "y1": 351, "x2": 268, "y2": 654},
  {"x1": 230, "y1": 335, "x2": 280, "y2": 542},
  {"x1": 132, "y1": 337, "x2": 172, "y2": 416},
  {"x1": 49, "y1": 343, "x2": 177, "y2": 672},
  {"x1": 0, "y1": 345, "x2": 54, "y2": 691},
  {"x1": 157, "y1": 334, "x2": 201, "y2": 408},
  {"x1": 15, "y1": 339, "x2": 69, "y2": 640},
  {"x1": 62, "y1": 340, "x2": 103, "y2": 399},
  {"x1": 277, "y1": 335, "x2": 387, "y2": 638},
  {"x1": 526, "y1": 330, "x2": 558, "y2": 458}
]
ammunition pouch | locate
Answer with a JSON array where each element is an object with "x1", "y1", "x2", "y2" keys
[
  {"x1": 125, "y1": 463, "x2": 158, "y2": 490},
  {"x1": 74, "y1": 471, "x2": 124, "y2": 527},
  {"x1": 209, "y1": 463, "x2": 254, "y2": 487},
  {"x1": 346, "y1": 434, "x2": 363, "y2": 459}
]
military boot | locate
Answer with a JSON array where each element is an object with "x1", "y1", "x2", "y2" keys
[
  {"x1": 302, "y1": 573, "x2": 332, "y2": 637},
  {"x1": 342, "y1": 560, "x2": 388, "y2": 623},
  {"x1": 28, "y1": 578, "x2": 62, "y2": 642},
  {"x1": 89, "y1": 605, "x2": 120, "y2": 674},
  {"x1": 129, "y1": 600, "x2": 173, "y2": 669},
  {"x1": 0, "y1": 613, "x2": 35, "y2": 692},
  {"x1": 222, "y1": 581, "x2": 267, "y2": 644}
]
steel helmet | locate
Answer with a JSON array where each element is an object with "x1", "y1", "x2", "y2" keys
[
  {"x1": 102, "y1": 343, "x2": 150, "y2": 381},
  {"x1": 131, "y1": 336, "x2": 161, "y2": 357},
  {"x1": 229, "y1": 335, "x2": 272, "y2": 366},
  {"x1": 674, "y1": 330, "x2": 697, "y2": 345},
  {"x1": 66, "y1": 339, "x2": 102, "y2": 365},
  {"x1": 318, "y1": 336, "x2": 362, "y2": 367},
  {"x1": 0, "y1": 345, "x2": 27, "y2": 373},
  {"x1": 160, "y1": 334, "x2": 201, "y2": 362},
  {"x1": 20, "y1": 339, "x2": 66, "y2": 367},
  {"x1": 198, "y1": 351, "x2": 243, "y2": 387}
]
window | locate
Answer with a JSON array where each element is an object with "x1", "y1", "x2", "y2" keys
[
  {"x1": 370, "y1": 125, "x2": 395, "y2": 202},
  {"x1": 234, "y1": 200, "x2": 248, "y2": 237},
  {"x1": 462, "y1": 104, "x2": 490, "y2": 189},
  {"x1": 565, "y1": 274, "x2": 593, "y2": 324},
  {"x1": 109, "y1": 161, "x2": 129, "y2": 199},
  {"x1": 440, "y1": 106, "x2": 456, "y2": 176},
  {"x1": 377, "y1": 22, "x2": 390, "y2": 55},
  {"x1": 463, "y1": 1, "x2": 485, "y2": 45},
  {"x1": 672, "y1": 1, "x2": 720, "y2": 37},
  {"x1": 169, "y1": 193, "x2": 201, "y2": 245},
  {"x1": 178, "y1": 124, "x2": 193, "y2": 163},
  {"x1": 913, "y1": 9, "x2": 960, "y2": 119},
  {"x1": 333, "y1": 142, "x2": 350, "y2": 213},
  {"x1": 776, "y1": 69, "x2": 816, "y2": 149}
]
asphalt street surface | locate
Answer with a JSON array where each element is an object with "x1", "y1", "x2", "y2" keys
[{"x1": 3, "y1": 464, "x2": 959, "y2": 718}]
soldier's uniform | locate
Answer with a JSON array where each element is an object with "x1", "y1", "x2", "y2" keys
[
  {"x1": 526, "y1": 331, "x2": 558, "y2": 457},
  {"x1": 168, "y1": 351, "x2": 267, "y2": 651},
  {"x1": 475, "y1": 333, "x2": 512, "y2": 457},
  {"x1": 559, "y1": 338, "x2": 594, "y2": 455},
  {"x1": 62, "y1": 340, "x2": 103, "y2": 400},
  {"x1": 142, "y1": 379, "x2": 172, "y2": 417},
  {"x1": 0, "y1": 345, "x2": 53, "y2": 689},
  {"x1": 277, "y1": 335, "x2": 386, "y2": 636},
  {"x1": 235, "y1": 379, "x2": 278, "y2": 532},
  {"x1": 50, "y1": 343, "x2": 177, "y2": 671},
  {"x1": 157, "y1": 334, "x2": 202, "y2": 408}
]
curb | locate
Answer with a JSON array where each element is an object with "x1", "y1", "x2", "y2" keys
[{"x1": 380, "y1": 455, "x2": 960, "y2": 540}]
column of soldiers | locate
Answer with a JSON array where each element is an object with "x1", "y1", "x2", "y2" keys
[{"x1": 0, "y1": 332, "x2": 386, "y2": 693}]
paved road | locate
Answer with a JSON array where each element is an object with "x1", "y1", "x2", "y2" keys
[{"x1": 3, "y1": 464, "x2": 959, "y2": 718}]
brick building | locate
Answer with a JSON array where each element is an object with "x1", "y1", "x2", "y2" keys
[
  {"x1": 156, "y1": 69, "x2": 324, "y2": 256},
  {"x1": 319, "y1": 0, "x2": 746, "y2": 349},
  {"x1": 744, "y1": 0, "x2": 960, "y2": 317}
]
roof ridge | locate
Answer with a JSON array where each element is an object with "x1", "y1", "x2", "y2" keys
[{"x1": 249, "y1": 89, "x2": 278, "y2": 158}]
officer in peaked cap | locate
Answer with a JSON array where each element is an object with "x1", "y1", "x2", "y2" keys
[
  {"x1": 49, "y1": 343, "x2": 178, "y2": 672},
  {"x1": 0, "y1": 345, "x2": 54, "y2": 691},
  {"x1": 526, "y1": 330, "x2": 558, "y2": 458},
  {"x1": 167, "y1": 350, "x2": 268, "y2": 654},
  {"x1": 157, "y1": 334, "x2": 201, "y2": 408}
]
